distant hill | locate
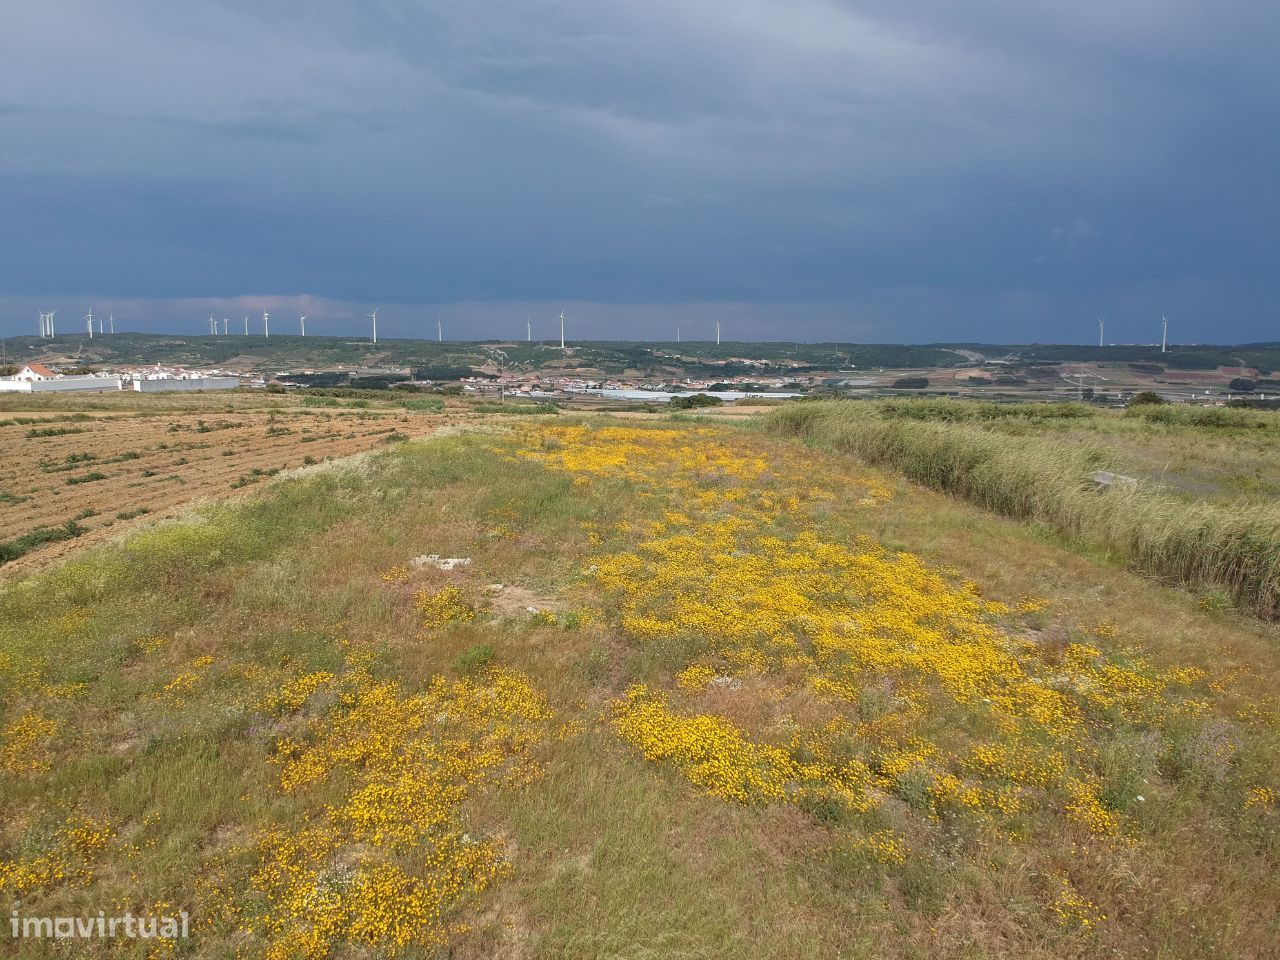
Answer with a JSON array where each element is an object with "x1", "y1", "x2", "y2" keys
[
  {"x1": 3, "y1": 334, "x2": 967, "y2": 375},
  {"x1": 938, "y1": 343, "x2": 1280, "y2": 374},
  {"x1": 7, "y1": 333, "x2": 1280, "y2": 376}
]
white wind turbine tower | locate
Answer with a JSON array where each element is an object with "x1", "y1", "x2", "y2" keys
[
  {"x1": 109, "y1": 314, "x2": 115, "y2": 334},
  {"x1": 437, "y1": 316, "x2": 442, "y2": 342},
  {"x1": 715, "y1": 320, "x2": 721, "y2": 346},
  {"x1": 221, "y1": 317, "x2": 227, "y2": 336},
  {"x1": 209, "y1": 315, "x2": 217, "y2": 336},
  {"x1": 299, "y1": 314, "x2": 307, "y2": 337},
  {"x1": 263, "y1": 310, "x2": 270, "y2": 338},
  {"x1": 97, "y1": 314, "x2": 103, "y2": 335},
  {"x1": 1161, "y1": 315, "x2": 1169, "y2": 353},
  {"x1": 559, "y1": 309, "x2": 565, "y2": 349},
  {"x1": 48, "y1": 310, "x2": 56, "y2": 337},
  {"x1": 85, "y1": 307, "x2": 94, "y2": 338},
  {"x1": 243, "y1": 315, "x2": 249, "y2": 336},
  {"x1": 526, "y1": 317, "x2": 532, "y2": 342},
  {"x1": 677, "y1": 326, "x2": 681, "y2": 343},
  {"x1": 369, "y1": 307, "x2": 378, "y2": 344},
  {"x1": 1097, "y1": 316, "x2": 1105, "y2": 347}
]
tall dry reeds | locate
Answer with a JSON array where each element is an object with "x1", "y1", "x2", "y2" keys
[{"x1": 764, "y1": 400, "x2": 1280, "y2": 617}]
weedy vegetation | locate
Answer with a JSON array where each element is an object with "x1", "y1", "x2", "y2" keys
[
  {"x1": 765, "y1": 399, "x2": 1280, "y2": 617},
  {"x1": 1, "y1": 409, "x2": 1277, "y2": 959}
]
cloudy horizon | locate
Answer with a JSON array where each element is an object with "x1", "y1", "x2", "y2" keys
[{"x1": 2, "y1": 1, "x2": 1277, "y2": 343}]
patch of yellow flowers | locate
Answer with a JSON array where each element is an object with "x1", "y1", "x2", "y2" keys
[
  {"x1": 518, "y1": 422, "x2": 1253, "y2": 899},
  {"x1": 0, "y1": 813, "x2": 113, "y2": 894},
  {"x1": 380, "y1": 564, "x2": 411, "y2": 584},
  {"x1": 1049, "y1": 873, "x2": 1107, "y2": 929},
  {"x1": 612, "y1": 685, "x2": 797, "y2": 803},
  {"x1": 215, "y1": 657, "x2": 552, "y2": 958},
  {"x1": 413, "y1": 586, "x2": 476, "y2": 629},
  {"x1": 0, "y1": 710, "x2": 61, "y2": 775},
  {"x1": 847, "y1": 829, "x2": 909, "y2": 865}
]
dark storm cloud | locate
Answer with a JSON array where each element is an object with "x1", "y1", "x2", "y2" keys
[{"x1": 1, "y1": 1, "x2": 1276, "y2": 342}]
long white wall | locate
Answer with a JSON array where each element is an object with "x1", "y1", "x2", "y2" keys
[
  {"x1": 0, "y1": 377, "x2": 124, "y2": 393},
  {"x1": 131, "y1": 377, "x2": 240, "y2": 392}
]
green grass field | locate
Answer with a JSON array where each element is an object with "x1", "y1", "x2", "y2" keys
[{"x1": 2, "y1": 408, "x2": 1277, "y2": 958}]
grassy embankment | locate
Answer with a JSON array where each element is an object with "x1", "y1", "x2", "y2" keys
[
  {"x1": 764, "y1": 399, "x2": 1280, "y2": 618},
  {"x1": 2, "y1": 419, "x2": 1278, "y2": 959}
]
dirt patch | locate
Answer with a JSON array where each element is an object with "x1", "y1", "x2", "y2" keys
[{"x1": 485, "y1": 584, "x2": 563, "y2": 617}]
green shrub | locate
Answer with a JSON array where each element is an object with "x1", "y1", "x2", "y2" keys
[
  {"x1": 454, "y1": 643, "x2": 495, "y2": 674},
  {"x1": 669, "y1": 393, "x2": 724, "y2": 410},
  {"x1": 65, "y1": 471, "x2": 108, "y2": 485},
  {"x1": 0, "y1": 520, "x2": 86, "y2": 565},
  {"x1": 1129, "y1": 391, "x2": 1166, "y2": 406}
]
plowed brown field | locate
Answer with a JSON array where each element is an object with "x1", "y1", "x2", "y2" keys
[{"x1": 0, "y1": 407, "x2": 446, "y2": 573}]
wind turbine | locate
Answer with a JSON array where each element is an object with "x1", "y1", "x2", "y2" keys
[
  {"x1": 559, "y1": 309, "x2": 565, "y2": 349},
  {"x1": 1097, "y1": 316, "x2": 1105, "y2": 347},
  {"x1": 109, "y1": 314, "x2": 115, "y2": 334},
  {"x1": 38, "y1": 311, "x2": 46, "y2": 338},
  {"x1": 221, "y1": 317, "x2": 227, "y2": 336},
  {"x1": 369, "y1": 307, "x2": 378, "y2": 344},
  {"x1": 677, "y1": 326, "x2": 681, "y2": 344},
  {"x1": 299, "y1": 314, "x2": 307, "y2": 337},
  {"x1": 1161, "y1": 315, "x2": 1169, "y2": 353},
  {"x1": 85, "y1": 308, "x2": 94, "y2": 338},
  {"x1": 526, "y1": 317, "x2": 532, "y2": 342},
  {"x1": 263, "y1": 310, "x2": 270, "y2": 338},
  {"x1": 715, "y1": 320, "x2": 721, "y2": 346},
  {"x1": 243, "y1": 315, "x2": 249, "y2": 336},
  {"x1": 437, "y1": 316, "x2": 442, "y2": 342},
  {"x1": 48, "y1": 311, "x2": 56, "y2": 337},
  {"x1": 209, "y1": 315, "x2": 217, "y2": 336},
  {"x1": 97, "y1": 315, "x2": 103, "y2": 335}
]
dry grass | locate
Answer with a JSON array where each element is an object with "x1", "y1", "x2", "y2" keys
[
  {"x1": 1, "y1": 410, "x2": 1277, "y2": 959},
  {"x1": 763, "y1": 399, "x2": 1280, "y2": 617}
]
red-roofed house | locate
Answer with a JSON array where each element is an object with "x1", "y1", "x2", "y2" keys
[{"x1": 16, "y1": 363, "x2": 57, "y2": 381}]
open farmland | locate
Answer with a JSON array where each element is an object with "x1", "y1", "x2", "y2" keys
[
  {"x1": 0, "y1": 400, "x2": 449, "y2": 571},
  {"x1": 1, "y1": 410, "x2": 1277, "y2": 959}
]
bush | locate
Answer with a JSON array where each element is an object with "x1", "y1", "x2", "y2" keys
[
  {"x1": 1129, "y1": 391, "x2": 1166, "y2": 406},
  {"x1": 0, "y1": 520, "x2": 86, "y2": 565},
  {"x1": 1229, "y1": 378, "x2": 1256, "y2": 392},
  {"x1": 454, "y1": 643, "x2": 495, "y2": 675},
  {"x1": 669, "y1": 393, "x2": 724, "y2": 410},
  {"x1": 65, "y1": 471, "x2": 108, "y2": 485}
]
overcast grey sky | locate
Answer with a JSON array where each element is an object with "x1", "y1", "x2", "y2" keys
[{"x1": 1, "y1": 1, "x2": 1277, "y2": 343}]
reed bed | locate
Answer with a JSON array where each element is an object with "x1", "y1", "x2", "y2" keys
[{"x1": 764, "y1": 400, "x2": 1280, "y2": 617}]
